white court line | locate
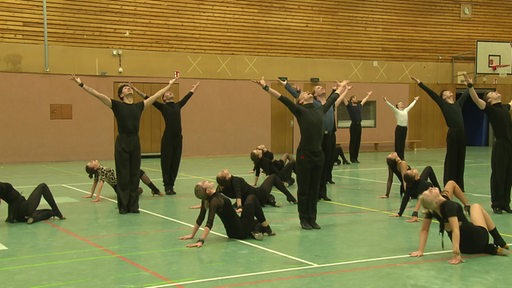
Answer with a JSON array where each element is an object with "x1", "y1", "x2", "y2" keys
[
  {"x1": 0, "y1": 243, "x2": 7, "y2": 250},
  {"x1": 61, "y1": 184, "x2": 317, "y2": 267},
  {"x1": 147, "y1": 250, "x2": 456, "y2": 288}
]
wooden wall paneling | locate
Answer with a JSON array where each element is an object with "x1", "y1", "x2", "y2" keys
[
  {"x1": 2, "y1": 0, "x2": 512, "y2": 62},
  {"x1": 270, "y1": 83, "x2": 294, "y2": 154}
]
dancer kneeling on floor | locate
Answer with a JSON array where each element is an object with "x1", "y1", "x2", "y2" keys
[
  {"x1": 410, "y1": 187, "x2": 509, "y2": 264},
  {"x1": 0, "y1": 182, "x2": 65, "y2": 224},
  {"x1": 179, "y1": 180, "x2": 275, "y2": 247}
]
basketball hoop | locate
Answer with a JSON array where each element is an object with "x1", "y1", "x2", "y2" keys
[{"x1": 490, "y1": 64, "x2": 510, "y2": 78}]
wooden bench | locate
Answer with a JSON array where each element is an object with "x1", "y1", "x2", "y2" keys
[{"x1": 336, "y1": 140, "x2": 421, "y2": 151}]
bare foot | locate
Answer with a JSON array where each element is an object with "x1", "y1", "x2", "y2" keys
[
  {"x1": 82, "y1": 195, "x2": 93, "y2": 198},
  {"x1": 92, "y1": 197, "x2": 100, "y2": 202}
]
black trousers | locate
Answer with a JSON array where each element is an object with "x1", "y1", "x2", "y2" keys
[
  {"x1": 161, "y1": 133, "x2": 183, "y2": 190},
  {"x1": 115, "y1": 134, "x2": 141, "y2": 213},
  {"x1": 296, "y1": 149, "x2": 324, "y2": 224},
  {"x1": 349, "y1": 123, "x2": 362, "y2": 162},
  {"x1": 319, "y1": 132, "x2": 336, "y2": 198},
  {"x1": 394, "y1": 125, "x2": 408, "y2": 160},
  {"x1": 443, "y1": 128, "x2": 466, "y2": 190},
  {"x1": 490, "y1": 140, "x2": 512, "y2": 209}
]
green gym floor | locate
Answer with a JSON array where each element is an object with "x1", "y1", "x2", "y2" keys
[{"x1": 0, "y1": 147, "x2": 510, "y2": 288}]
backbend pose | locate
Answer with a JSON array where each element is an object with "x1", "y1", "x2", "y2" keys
[
  {"x1": 256, "y1": 77, "x2": 346, "y2": 230},
  {"x1": 250, "y1": 148, "x2": 296, "y2": 187},
  {"x1": 216, "y1": 168, "x2": 297, "y2": 208},
  {"x1": 84, "y1": 160, "x2": 162, "y2": 202},
  {"x1": 383, "y1": 96, "x2": 419, "y2": 160},
  {"x1": 410, "y1": 187, "x2": 509, "y2": 264},
  {"x1": 380, "y1": 152, "x2": 410, "y2": 199},
  {"x1": 0, "y1": 182, "x2": 65, "y2": 224},
  {"x1": 251, "y1": 144, "x2": 286, "y2": 174},
  {"x1": 411, "y1": 76, "x2": 469, "y2": 190},
  {"x1": 464, "y1": 73, "x2": 512, "y2": 214},
  {"x1": 70, "y1": 74, "x2": 175, "y2": 214},
  {"x1": 341, "y1": 91, "x2": 372, "y2": 163},
  {"x1": 179, "y1": 180, "x2": 275, "y2": 247},
  {"x1": 132, "y1": 81, "x2": 200, "y2": 195}
]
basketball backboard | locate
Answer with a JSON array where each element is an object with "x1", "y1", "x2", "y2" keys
[{"x1": 476, "y1": 40, "x2": 512, "y2": 75}]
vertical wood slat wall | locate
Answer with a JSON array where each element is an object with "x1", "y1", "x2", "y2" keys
[{"x1": 1, "y1": 0, "x2": 511, "y2": 62}]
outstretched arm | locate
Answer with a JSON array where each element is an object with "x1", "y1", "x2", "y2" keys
[
  {"x1": 383, "y1": 96, "x2": 397, "y2": 111},
  {"x1": 335, "y1": 81, "x2": 351, "y2": 108},
  {"x1": 411, "y1": 76, "x2": 443, "y2": 107},
  {"x1": 255, "y1": 77, "x2": 282, "y2": 99},
  {"x1": 70, "y1": 75, "x2": 112, "y2": 108},
  {"x1": 143, "y1": 77, "x2": 178, "y2": 107},
  {"x1": 410, "y1": 218, "x2": 432, "y2": 257},
  {"x1": 361, "y1": 91, "x2": 372, "y2": 106},
  {"x1": 130, "y1": 83, "x2": 148, "y2": 99},
  {"x1": 447, "y1": 216, "x2": 463, "y2": 264},
  {"x1": 463, "y1": 73, "x2": 485, "y2": 110},
  {"x1": 403, "y1": 96, "x2": 419, "y2": 113},
  {"x1": 381, "y1": 166, "x2": 394, "y2": 198}
]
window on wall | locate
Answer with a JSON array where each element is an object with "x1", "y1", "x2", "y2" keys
[{"x1": 337, "y1": 101, "x2": 377, "y2": 128}]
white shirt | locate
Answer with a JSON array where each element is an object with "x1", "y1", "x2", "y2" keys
[{"x1": 385, "y1": 99, "x2": 417, "y2": 127}]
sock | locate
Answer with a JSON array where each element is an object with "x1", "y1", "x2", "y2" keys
[
  {"x1": 489, "y1": 227, "x2": 507, "y2": 247},
  {"x1": 146, "y1": 182, "x2": 160, "y2": 193}
]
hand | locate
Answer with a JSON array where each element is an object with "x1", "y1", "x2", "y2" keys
[
  {"x1": 235, "y1": 208, "x2": 243, "y2": 213},
  {"x1": 406, "y1": 216, "x2": 420, "y2": 223},
  {"x1": 69, "y1": 74, "x2": 82, "y2": 85},
  {"x1": 410, "y1": 251, "x2": 423, "y2": 257},
  {"x1": 191, "y1": 82, "x2": 200, "y2": 92},
  {"x1": 414, "y1": 96, "x2": 419, "y2": 101},
  {"x1": 277, "y1": 77, "x2": 287, "y2": 85},
  {"x1": 411, "y1": 76, "x2": 420, "y2": 84},
  {"x1": 389, "y1": 213, "x2": 400, "y2": 217},
  {"x1": 186, "y1": 242, "x2": 203, "y2": 248},
  {"x1": 367, "y1": 91, "x2": 373, "y2": 97},
  {"x1": 383, "y1": 96, "x2": 387, "y2": 101},
  {"x1": 179, "y1": 235, "x2": 193, "y2": 240},
  {"x1": 256, "y1": 76, "x2": 266, "y2": 87},
  {"x1": 448, "y1": 254, "x2": 463, "y2": 264},
  {"x1": 463, "y1": 73, "x2": 473, "y2": 85},
  {"x1": 378, "y1": 195, "x2": 389, "y2": 199}
]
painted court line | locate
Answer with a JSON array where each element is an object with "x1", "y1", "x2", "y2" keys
[
  {"x1": 147, "y1": 250, "x2": 455, "y2": 288},
  {"x1": 62, "y1": 184, "x2": 317, "y2": 267}
]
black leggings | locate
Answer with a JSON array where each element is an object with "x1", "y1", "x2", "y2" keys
[
  {"x1": 19, "y1": 183, "x2": 62, "y2": 222},
  {"x1": 259, "y1": 174, "x2": 295, "y2": 203},
  {"x1": 451, "y1": 224, "x2": 497, "y2": 255},
  {"x1": 229, "y1": 194, "x2": 266, "y2": 239}
]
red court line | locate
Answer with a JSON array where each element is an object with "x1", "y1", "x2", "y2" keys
[
  {"x1": 213, "y1": 254, "x2": 487, "y2": 287},
  {"x1": 46, "y1": 221, "x2": 183, "y2": 288}
]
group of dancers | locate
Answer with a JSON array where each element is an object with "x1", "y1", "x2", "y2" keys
[{"x1": 1, "y1": 73, "x2": 510, "y2": 265}]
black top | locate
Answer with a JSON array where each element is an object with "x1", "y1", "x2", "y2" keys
[
  {"x1": 484, "y1": 103, "x2": 512, "y2": 144},
  {"x1": 153, "y1": 92, "x2": 193, "y2": 136},
  {"x1": 218, "y1": 175, "x2": 256, "y2": 202},
  {"x1": 111, "y1": 100, "x2": 144, "y2": 135},
  {"x1": 425, "y1": 199, "x2": 468, "y2": 236},
  {"x1": 283, "y1": 83, "x2": 339, "y2": 152},
  {"x1": 0, "y1": 182, "x2": 25, "y2": 222},
  {"x1": 196, "y1": 192, "x2": 240, "y2": 237},
  {"x1": 398, "y1": 166, "x2": 439, "y2": 216},
  {"x1": 418, "y1": 83, "x2": 468, "y2": 131},
  {"x1": 346, "y1": 102, "x2": 362, "y2": 124}
]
